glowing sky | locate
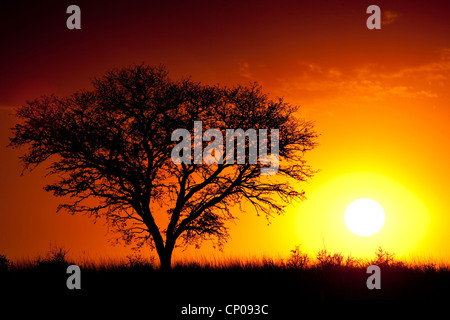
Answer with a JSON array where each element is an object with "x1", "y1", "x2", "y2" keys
[{"x1": 1, "y1": 0, "x2": 450, "y2": 262}]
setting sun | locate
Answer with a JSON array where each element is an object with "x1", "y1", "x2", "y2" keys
[{"x1": 344, "y1": 198, "x2": 385, "y2": 237}]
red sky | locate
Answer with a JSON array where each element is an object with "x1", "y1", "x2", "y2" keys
[{"x1": 1, "y1": 0, "x2": 450, "y2": 262}]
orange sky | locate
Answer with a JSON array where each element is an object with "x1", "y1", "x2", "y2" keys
[{"x1": 1, "y1": 0, "x2": 450, "y2": 263}]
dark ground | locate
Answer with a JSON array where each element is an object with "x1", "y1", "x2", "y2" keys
[{"x1": 1, "y1": 262, "x2": 450, "y2": 317}]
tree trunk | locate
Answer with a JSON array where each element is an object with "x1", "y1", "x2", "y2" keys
[{"x1": 159, "y1": 244, "x2": 174, "y2": 271}]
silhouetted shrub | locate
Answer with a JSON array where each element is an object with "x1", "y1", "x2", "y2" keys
[
  {"x1": 261, "y1": 257, "x2": 279, "y2": 269},
  {"x1": 287, "y1": 245, "x2": 309, "y2": 270},
  {"x1": 372, "y1": 246, "x2": 396, "y2": 267},
  {"x1": 343, "y1": 255, "x2": 362, "y2": 269},
  {"x1": 420, "y1": 262, "x2": 437, "y2": 273},
  {"x1": 126, "y1": 253, "x2": 155, "y2": 270},
  {"x1": 0, "y1": 254, "x2": 11, "y2": 271},
  {"x1": 35, "y1": 245, "x2": 71, "y2": 270},
  {"x1": 316, "y1": 248, "x2": 344, "y2": 270}
]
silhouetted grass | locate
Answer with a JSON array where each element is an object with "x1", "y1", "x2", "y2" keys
[{"x1": 1, "y1": 245, "x2": 450, "y2": 315}]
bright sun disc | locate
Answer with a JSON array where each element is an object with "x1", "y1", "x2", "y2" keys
[{"x1": 344, "y1": 198, "x2": 385, "y2": 237}]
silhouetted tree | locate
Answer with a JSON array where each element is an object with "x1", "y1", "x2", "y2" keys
[{"x1": 9, "y1": 65, "x2": 318, "y2": 270}]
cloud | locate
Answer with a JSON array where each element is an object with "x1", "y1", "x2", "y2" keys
[
  {"x1": 376, "y1": 52, "x2": 450, "y2": 82},
  {"x1": 238, "y1": 62, "x2": 253, "y2": 79},
  {"x1": 274, "y1": 48, "x2": 450, "y2": 109},
  {"x1": 384, "y1": 86, "x2": 437, "y2": 99}
]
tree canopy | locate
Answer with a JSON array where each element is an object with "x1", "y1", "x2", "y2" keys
[{"x1": 9, "y1": 65, "x2": 318, "y2": 269}]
